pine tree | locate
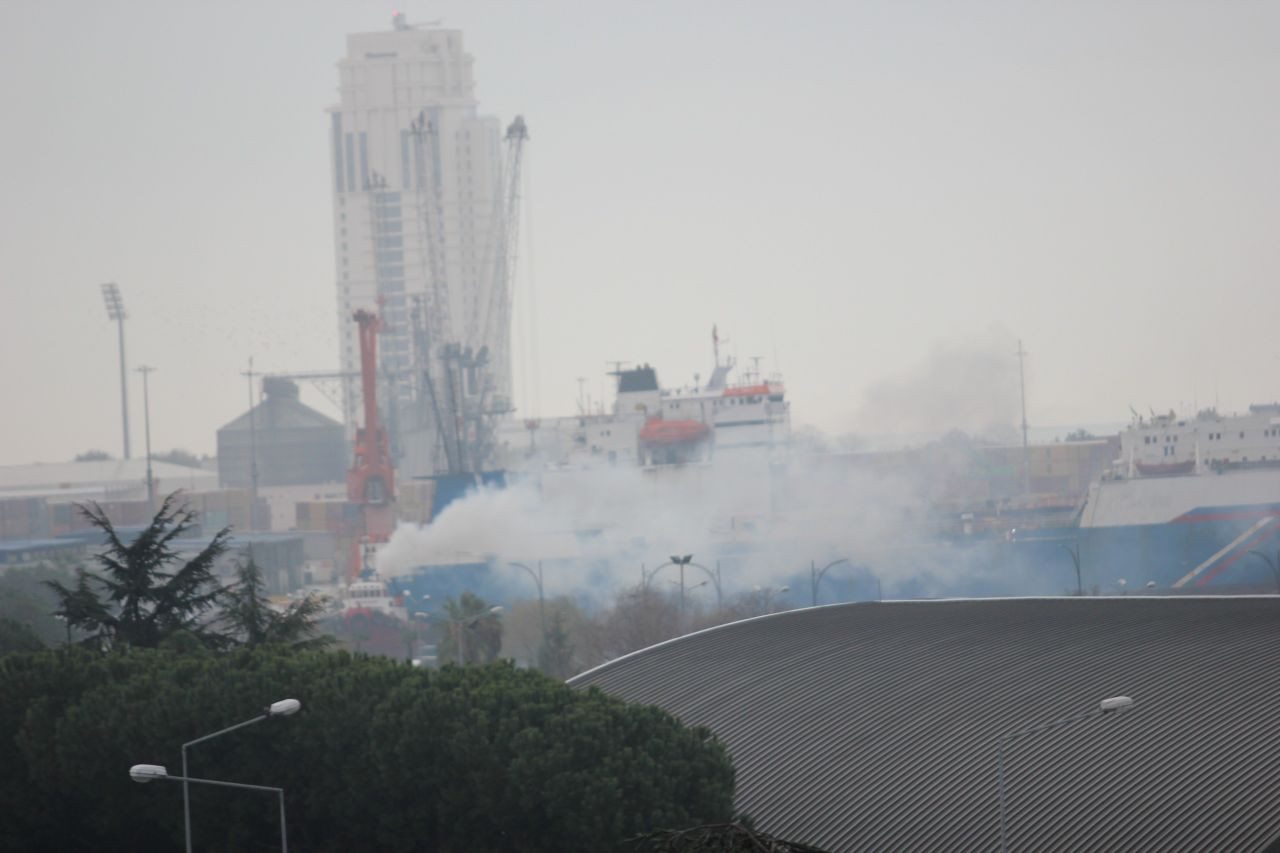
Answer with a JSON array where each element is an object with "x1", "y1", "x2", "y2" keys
[
  {"x1": 218, "y1": 558, "x2": 332, "y2": 650},
  {"x1": 46, "y1": 494, "x2": 231, "y2": 651}
]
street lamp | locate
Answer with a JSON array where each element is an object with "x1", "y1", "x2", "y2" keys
[
  {"x1": 809, "y1": 558, "x2": 851, "y2": 606},
  {"x1": 643, "y1": 555, "x2": 722, "y2": 625},
  {"x1": 996, "y1": 695, "x2": 1135, "y2": 852},
  {"x1": 753, "y1": 584, "x2": 790, "y2": 611},
  {"x1": 1248, "y1": 549, "x2": 1280, "y2": 593},
  {"x1": 1059, "y1": 541, "x2": 1083, "y2": 596},
  {"x1": 509, "y1": 561, "x2": 547, "y2": 647},
  {"x1": 181, "y1": 699, "x2": 301, "y2": 853},
  {"x1": 130, "y1": 764, "x2": 288, "y2": 852},
  {"x1": 428, "y1": 606, "x2": 503, "y2": 664}
]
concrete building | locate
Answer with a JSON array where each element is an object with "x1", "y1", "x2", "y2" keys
[
  {"x1": 329, "y1": 15, "x2": 507, "y2": 477},
  {"x1": 572, "y1": 597, "x2": 1280, "y2": 850}
]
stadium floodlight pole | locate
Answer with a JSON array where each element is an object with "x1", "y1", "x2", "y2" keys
[
  {"x1": 810, "y1": 558, "x2": 851, "y2": 606},
  {"x1": 130, "y1": 765, "x2": 288, "y2": 852},
  {"x1": 181, "y1": 699, "x2": 301, "y2": 853},
  {"x1": 100, "y1": 283, "x2": 130, "y2": 459},
  {"x1": 1248, "y1": 549, "x2": 1280, "y2": 593},
  {"x1": 136, "y1": 365, "x2": 156, "y2": 507},
  {"x1": 996, "y1": 696, "x2": 1134, "y2": 852}
]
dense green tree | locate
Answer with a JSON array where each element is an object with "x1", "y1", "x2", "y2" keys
[
  {"x1": 538, "y1": 609, "x2": 578, "y2": 679},
  {"x1": 0, "y1": 562, "x2": 78, "y2": 647},
  {"x1": 46, "y1": 494, "x2": 231, "y2": 651},
  {"x1": 73, "y1": 449, "x2": 112, "y2": 462},
  {"x1": 0, "y1": 618, "x2": 44, "y2": 654},
  {"x1": 0, "y1": 650, "x2": 735, "y2": 852},
  {"x1": 218, "y1": 558, "x2": 331, "y2": 650}
]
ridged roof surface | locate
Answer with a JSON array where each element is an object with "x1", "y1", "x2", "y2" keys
[{"x1": 570, "y1": 597, "x2": 1280, "y2": 852}]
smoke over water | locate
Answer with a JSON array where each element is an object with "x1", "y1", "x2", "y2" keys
[
  {"x1": 378, "y1": 447, "x2": 1047, "y2": 608},
  {"x1": 377, "y1": 331, "x2": 1064, "y2": 611}
]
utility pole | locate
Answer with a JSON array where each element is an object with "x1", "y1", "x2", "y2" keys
[
  {"x1": 136, "y1": 366, "x2": 156, "y2": 508},
  {"x1": 100, "y1": 283, "x2": 130, "y2": 459},
  {"x1": 1017, "y1": 339, "x2": 1030, "y2": 495},
  {"x1": 242, "y1": 359, "x2": 259, "y2": 530}
]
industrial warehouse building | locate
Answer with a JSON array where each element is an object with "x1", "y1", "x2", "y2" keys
[
  {"x1": 217, "y1": 377, "x2": 346, "y2": 489},
  {"x1": 571, "y1": 597, "x2": 1280, "y2": 851}
]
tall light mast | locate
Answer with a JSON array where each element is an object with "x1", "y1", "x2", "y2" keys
[
  {"x1": 1017, "y1": 339, "x2": 1030, "y2": 495},
  {"x1": 100, "y1": 283, "x2": 130, "y2": 459},
  {"x1": 136, "y1": 365, "x2": 156, "y2": 507}
]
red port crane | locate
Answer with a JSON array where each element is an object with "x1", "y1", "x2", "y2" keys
[{"x1": 346, "y1": 309, "x2": 396, "y2": 579}]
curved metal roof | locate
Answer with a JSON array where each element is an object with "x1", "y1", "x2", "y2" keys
[{"x1": 570, "y1": 597, "x2": 1280, "y2": 851}]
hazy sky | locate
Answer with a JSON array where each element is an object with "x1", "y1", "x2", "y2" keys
[{"x1": 2, "y1": 1, "x2": 1278, "y2": 466}]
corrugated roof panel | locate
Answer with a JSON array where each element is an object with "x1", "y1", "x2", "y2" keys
[{"x1": 571, "y1": 598, "x2": 1280, "y2": 851}]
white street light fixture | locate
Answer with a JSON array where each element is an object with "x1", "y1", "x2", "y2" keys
[
  {"x1": 997, "y1": 696, "x2": 1135, "y2": 851},
  {"x1": 130, "y1": 764, "x2": 168, "y2": 783},
  {"x1": 181, "y1": 700, "x2": 302, "y2": 853},
  {"x1": 129, "y1": 764, "x2": 288, "y2": 851}
]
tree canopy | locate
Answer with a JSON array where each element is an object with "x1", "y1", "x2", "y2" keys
[
  {"x1": 46, "y1": 494, "x2": 231, "y2": 651},
  {"x1": 0, "y1": 649, "x2": 735, "y2": 852},
  {"x1": 218, "y1": 558, "x2": 331, "y2": 650}
]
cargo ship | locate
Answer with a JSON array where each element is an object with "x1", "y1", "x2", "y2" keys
[
  {"x1": 1074, "y1": 404, "x2": 1280, "y2": 591},
  {"x1": 879, "y1": 404, "x2": 1280, "y2": 597}
]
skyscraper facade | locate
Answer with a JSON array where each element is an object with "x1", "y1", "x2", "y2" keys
[{"x1": 329, "y1": 16, "x2": 507, "y2": 477}]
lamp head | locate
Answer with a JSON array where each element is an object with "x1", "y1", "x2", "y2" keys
[
  {"x1": 130, "y1": 764, "x2": 168, "y2": 783},
  {"x1": 1099, "y1": 696, "x2": 1134, "y2": 713},
  {"x1": 268, "y1": 698, "x2": 301, "y2": 717}
]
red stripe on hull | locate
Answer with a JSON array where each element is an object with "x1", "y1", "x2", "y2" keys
[
  {"x1": 1172, "y1": 509, "x2": 1280, "y2": 524},
  {"x1": 1194, "y1": 523, "x2": 1280, "y2": 587}
]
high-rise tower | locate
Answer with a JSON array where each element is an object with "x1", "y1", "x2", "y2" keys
[{"x1": 329, "y1": 15, "x2": 508, "y2": 477}]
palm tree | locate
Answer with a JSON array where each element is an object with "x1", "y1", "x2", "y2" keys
[{"x1": 439, "y1": 591, "x2": 503, "y2": 664}]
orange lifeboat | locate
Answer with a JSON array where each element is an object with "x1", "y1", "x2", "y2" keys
[{"x1": 639, "y1": 417, "x2": 711, "y2": 446}]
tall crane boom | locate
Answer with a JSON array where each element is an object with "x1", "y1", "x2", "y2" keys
[
  {"x1": 478, "y1": 115, "x2": 529, "y2": 382},
  {"x1": 346, "y1": 309, "x2": 395, "y2": 579}
]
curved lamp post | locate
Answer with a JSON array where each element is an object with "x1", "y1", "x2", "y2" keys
[
  {"x1": 1248, "y1": 549, "x2": 1280, "y2": 593},
  {"x1": 131, "y1": 764, "x2": 288, "y2": 852},
  {"x1": 644, "y1": 554, "x2": 723, "y2": 617},
  {"x1": 1058, "y1": 541, "x2": 1084, "y2": 596},
  {"x1": 182, "y1": 699, "x2": 301, "y2": 853},
  {"x1": 809, "y1": 558, "x2": 851, "y2": 606},
  {"x1": 509, "y1": 561, "x2": 547, "y2": 646},
  {"x1": 996, "y1": 695, "x2": 1135, "y2": 852}
]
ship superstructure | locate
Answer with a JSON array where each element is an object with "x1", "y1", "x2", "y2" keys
[{"x1": 497, "y1": 337, "x2": 790, "y2": 470}]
